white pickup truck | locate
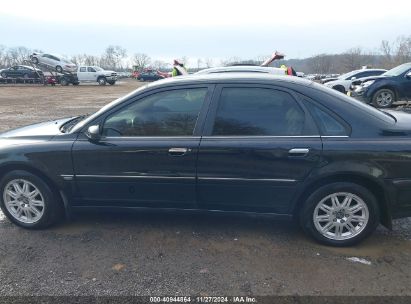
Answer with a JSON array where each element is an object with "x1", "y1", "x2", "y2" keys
[{"x1": 76, "y1": 66, "x2": 117, "y2": 85}]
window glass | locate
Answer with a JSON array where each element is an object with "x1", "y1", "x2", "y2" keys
[
  {"x1": 79, "y1": 67, "x2": 86, "y2": 72},
  {"x1": 102, "y1": 88, "x2": 207, "y2": 137},
  {"x1": 212, "y1": 88, "x2": 306, "y2": 136},
  {"x1": 304, "y1": 101, "x2": 348, "y2": 136},
  {"x1": 88, "y1": 67, "x2": 96, "y2": 72}
]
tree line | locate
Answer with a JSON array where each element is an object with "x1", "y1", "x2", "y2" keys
[{"x1": 0, "y1": 35, "x2": 410, "y2": 74}]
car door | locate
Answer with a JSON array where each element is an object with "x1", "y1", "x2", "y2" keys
[
  {"x1": 8, "y1": 66, "x2": 18, "y2": 77},
  {"x1": 71, "y1": 85, "x2": 213, "y2": 208},
  {"x1": 402, "y1": 68, "x2": 411, "y2": 98},
  {"x1": 196, "y1": 85, "x2": 322, "y2": 214},
  {"x1": 87, "y1": 67, "x2": 98, "y2": 81}
]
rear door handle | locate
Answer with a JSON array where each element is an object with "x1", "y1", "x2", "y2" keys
[
  {"x1": 168, "y1": 147, "x2": 190, "y2": 156},
  {"x1": 288, "y1": 148, "x2": 310, "y2": 157}
]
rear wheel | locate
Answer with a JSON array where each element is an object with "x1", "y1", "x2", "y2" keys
[
  {"x1": 300, "y1": 182, "x2": 379, "y2": 246},
  {"x1": 56, "y1": 65, "x2": 63, "y2": 73},
  {"x1": 0, "y1": 71, "x2": 6, "y2": 78},
  {"x1": 0, "y1": 170, "x2": 63, "y2": 229},
  {"x1": 372, "y1": 89, "x2": 395, "y2": 108}
]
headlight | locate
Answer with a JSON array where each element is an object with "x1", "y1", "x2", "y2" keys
[{"x1": 362, "y1": 80, "x2": 375, "y2": 88}]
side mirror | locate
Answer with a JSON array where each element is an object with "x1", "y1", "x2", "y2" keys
[
  {"x1": 86, "y1": 125, "x2": 101, "y2": 141},
  {"x1": 350, "y1": 76, "x2": 356, "y2": 80}
]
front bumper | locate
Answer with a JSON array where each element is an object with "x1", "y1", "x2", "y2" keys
[{"x1": 347, "y1": 89, "x2": 370, "y2": 103}]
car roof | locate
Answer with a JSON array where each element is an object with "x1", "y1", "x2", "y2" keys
[
  {"x1": 196, "y1": 66, "x2": 285, "y2": 75},
  {"x1": 145, "y1": 73, "x2": 313, "y2": 89}
]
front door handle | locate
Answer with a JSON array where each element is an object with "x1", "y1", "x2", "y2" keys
[
  {"x1": 288, "y1": 148, "x2": 310, "y2": 157},
  {"x1": 168, "y1": 147, "x2": 190, "y2": 156}
]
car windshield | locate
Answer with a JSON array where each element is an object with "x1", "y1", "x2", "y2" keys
[
  {"x1": 338, "y1": 70, "x2": 359, "y2": 80},
  {"x1": 312, "y1": 82, "x2": 396, "y2": 124},
  {"x1": 382, "y1": 63, "x2": 411, "y2": 76}
]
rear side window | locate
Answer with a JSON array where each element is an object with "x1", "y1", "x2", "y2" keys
[
  {"x1": 212, "y1": 88, "x2": 306, "y2": 136},
  {"x1": 305, "y1": 101, "x2": 348, "y2": 136}
]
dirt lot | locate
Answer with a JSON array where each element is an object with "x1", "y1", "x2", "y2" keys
[{"x1": 0, "y1": 80, "x2": 410, "y2": 297}]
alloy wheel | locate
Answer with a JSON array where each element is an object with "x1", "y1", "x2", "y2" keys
[
  {"x1": 3, "y1": 179, "x2": 45, "y2": 224},
  {"x1": 313, "y1": 192, "x2": 369, "y2": 241},
  {"x1": 376, "y1": 92, "x2": 393, "y2": 107}
]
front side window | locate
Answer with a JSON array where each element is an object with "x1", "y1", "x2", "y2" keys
[
  {"x1": 102, "y1": 88, "x2": 208, "y2": 137},
  {"x1": 88, "y1": 67, "x2": 96, "y2": 72},
  {"x1": 212, "y1": 88, "x2": 306, "y2": 136}
]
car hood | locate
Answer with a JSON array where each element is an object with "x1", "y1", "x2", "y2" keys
[
  {"x1": 0, "y1": 117, "x2": 74, "y2": 140},
  {"x1": 352, "y1": 75, "x2": 391, "y2": 86}
]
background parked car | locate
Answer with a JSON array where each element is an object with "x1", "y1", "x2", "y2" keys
[
  {"x1": 0, "y1": 65, "x2": 43, "y2": 79},
  {"x1": 349, "y1": 62, "x2": 411, "y2": 108},
  {"x1": 324, "y1": 69, "x2": 386, "y2": 93},
  {"x1": 30, "y1": 53, "x2": 77, "y2": 73},
  {"x1": 136, "y1": 69, "x2": 166, "y2": 81}
]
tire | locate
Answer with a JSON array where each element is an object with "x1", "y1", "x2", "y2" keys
[
  {"x1": 23, "y1": 73, "x2": 29, "y2": 79},
  {"x1": 31, "y1": 57, "x2": 39, "y2": 64},
  {"x1": 73, "y1": 82, "x2": 80, "y2": 86},
  {"x1": 299, "y1": 182, "x2": 380, "y2": 246},
  {"x1": 60, "y1": 78, "x2": 69, "y2": 86},
  {"x1": 333, "y1": 85, "x2": 346, "y2": 94},
  {"x1": 140, "y1": 77, "x2": 145, "y2": 82},
  {"x1": 98, "y1": 77, "x2": 107, "y2": 85},
  {"x1": 0, "y1": 170, "x2": 64, "y2": 229},
  {"x1": 372, "y1": 89, "x2": 395, "y2": 108},
  {"x1": 56, "y1": 65, "x2": 63, "y2": 73},
  {"x1": 108, "y1": 81, "x2": 116, "y2": 85},
  {"x1": 0, "y1": 71, "x2": 7, "y2": 78}
]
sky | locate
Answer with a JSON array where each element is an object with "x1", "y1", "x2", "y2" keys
[{"x1": 0, "y1": 0, "x2": 410, "y2": 66}]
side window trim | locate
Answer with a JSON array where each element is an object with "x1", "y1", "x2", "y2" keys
[
  {"x1": 202, "y1": 84, "x2": 318, "y2": 137},
  {"x1": 88, "y1": 85, "x2": 215, "y2": 139}
]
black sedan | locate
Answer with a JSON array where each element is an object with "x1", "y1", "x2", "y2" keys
[
  {"x1": 0, "y1": 65, "x2": 43, "y2": 79},
  {"x1": 1, "y1": 74, "x2": 411, "y2": 246}
]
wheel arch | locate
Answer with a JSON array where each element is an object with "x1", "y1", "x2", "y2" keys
[
  {"x1": 0, "y1": 163, "x2": 67, "y2": 215},
  {"x1": 372, "y1": 85, "x2": 399, "y2": 101},
  {"x1": 332, "y1": 84, "x2": 346, "y2": 93},
  {"x1": 293, "y1": 173, "x2": 392, "y2": 229}
]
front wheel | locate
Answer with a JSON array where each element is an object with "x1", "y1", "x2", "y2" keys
[
  {"x1": 372, "y1": 89, "x2": 395, "y2": 108},
  {"x1": 31, "y1": 57, "x2": 39, "y2": 64},
  {"x1": 0, "y1": 71, "x2": 7, "y2": 78},
  {"x1": 56, "y1": 66, "x2": 63, "y2": 73},
  {"x1": 60, "y1": 78, "x2": 69, "y2": 86},
  {"x1": 98, "y1": 77, "x2": 107, "y2": 85},
  {"x1": 300, "y1": 182, "x2": 379, "y2": 246},
  {"x1": 108, "y1": 81, "x2": 116, "y2": 85},
  {"x1": 0, "y1": 170, "x2": 63, "y2": 229}
]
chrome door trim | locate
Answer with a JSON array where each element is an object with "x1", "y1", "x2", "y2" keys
[
  {"x1": 198, "y1": 177, "x2": 297, "y2": 183},
  {"x1": 74, "y1": 174, "x2": 195, "y2": 180}
]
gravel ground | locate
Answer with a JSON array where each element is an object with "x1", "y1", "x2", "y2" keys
[{"x1": 0, "y1": 80, "x2": 410, "y2": 296}]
